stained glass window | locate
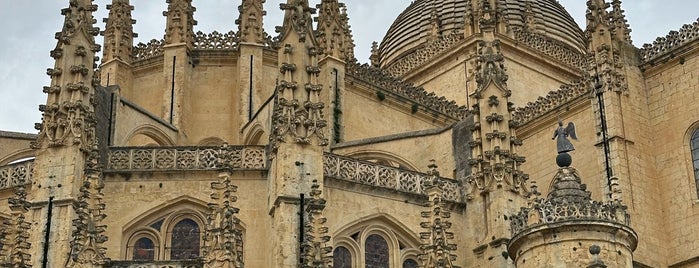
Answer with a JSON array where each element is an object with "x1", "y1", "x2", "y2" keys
[
  {"x1": 402, "y1": 259, "x2": 418, "y2": 268},
  {"x1": 365, "y1": 234, "x2": 389, "y2": 268},
  {"x1": 132, "y1": 237, "x2": 156, "y2": 260},
  {"x1": 169, "y1": 219, "x2": 200, "y2": 260},
  {"x1": 692, "y1": 130, "x2": 699, "y2": 196},
  {"x1": 333, "y1": 246, "x2": 352, "y2": 268}
]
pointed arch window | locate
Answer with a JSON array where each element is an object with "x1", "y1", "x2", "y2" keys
[
  {"x1": 169, "y1": 219, "x2": 201, "y2": 260},
  {"x1": 333, "y1": 246, "x2": 352, "y2": 268},
  {"x1": 692, "y1": 129, "x2": 699, "y2": 195},
  {"x1": 365, "y1": 234, "x2": 389, "y2": 268},
  {"x1": 132, "y1": 237, "x2": 156, "y2": 260}
]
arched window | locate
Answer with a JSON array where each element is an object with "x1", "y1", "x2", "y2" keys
[
  {"x1": 402, "y1": 259, "x2": 418, "y2": 268},
  {"x1": 333, "y1": 246, "x2": 352, "y2": 268},
  {"x1": 692, "y1": 130, "x2": 699, "y2": 195},
  {"x1": 169, "y1": 219, "x2": 201, "y2": 260},
  {"x1": 365, "y1": 234, "x2": 389, "y2": 268},
  {"x1": 132, "y1": 237, "x2": 156, "y2": 260}
]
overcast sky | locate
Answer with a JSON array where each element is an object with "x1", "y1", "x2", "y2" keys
[{"x1": 0, "y1": 0, "x2": 697, "y2": 133}]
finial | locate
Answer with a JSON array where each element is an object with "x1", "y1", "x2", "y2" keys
[{"x1": 553, "y1": 121, "x2": 578, "y2": 167}]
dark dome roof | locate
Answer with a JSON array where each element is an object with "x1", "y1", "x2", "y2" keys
[{"x1": 378, "y1": 0, "x2": 586, "y2": 67}]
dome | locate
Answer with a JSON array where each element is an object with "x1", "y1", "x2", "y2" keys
[{"x1": 378, "y1": 0, "x2": 586, "y2": 67}]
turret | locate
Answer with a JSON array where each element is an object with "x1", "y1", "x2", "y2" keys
[{"x1": 508, "y1": 155, "x2": 637, "y2": 267}]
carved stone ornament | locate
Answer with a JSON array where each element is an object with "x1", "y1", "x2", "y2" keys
[
  {"x1": 278, "y1": 0, "x2": 316, "y2": 42},
  {"x1": 202, "y1": 170, "x2": 244, "y2": 268},
  {"x1": 0, "y1": 185, "x2": 33, "y2": 268},
  {"x1": 163, "y1": 0, "x2": 197, "y2": 46},
  {"x1": 236, "y1": 0, "x2": 267, "y2": 44},
  {"x1": 314, "y1": 0, "x2": 355, "y2": 61},
  {"x1": 101, "y1": 0, "x2": 136, "y2": 62},
  {"x1": 473, "y1": 40, "x2": 509, "y2": 96},
  {"x1": 34, "y1": 0, "x2": 100, "y2": 151},
  {"x1": 300, "y1": 180, "x2": 332, "y2": 268},
  {"x1": 67, "y1": 147, "x2": 110, "y2": 268},
  {"x1": 418, "y1": 162, "x2": 460, "y2": 268}
]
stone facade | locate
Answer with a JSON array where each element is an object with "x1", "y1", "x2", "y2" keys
[{"x1": 1, "y1": 0, "x2": 698, "y2": 267}]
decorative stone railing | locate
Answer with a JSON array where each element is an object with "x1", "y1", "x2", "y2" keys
[
  {"x1": 512, "y1": 79, "x2": 589, "y2": 126},
  {"x1": 512, "y1": 29, "x2": 587, "y2": 72},
  {"x1": 0, "y1": 160, "x2": 34, "y2": 191},
  {"x1": 509, "y1": 197, "x2": 630, "y2": 235},
  {"x1": 105, "y1": 260, "x2": 203, "y2": 268},
  {"x1": 193, "y1": 30, "x2": 238, "y2": 50},
  {"x1": 132, "y1": 39, "x2": 165, "y2": 61},
  {"x1": 346, "y1": 63, "x2": 469, "y2": 120},
  {"x1": 106, "y1": 146, "x2": 267, "y2": 172},
  {"x1": 383, "y1": 33, "x2": 465, "y2": 77},
  {"x1": 640, "y1": 18, "x2": 699, "y2": 63},
  {"x1": 323, "y1": 153, "x2": 462, "y2": 202}
]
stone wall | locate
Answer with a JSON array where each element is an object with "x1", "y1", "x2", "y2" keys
[{"x1": 644, "y1": 46, "x2": 699, "y2": 267}]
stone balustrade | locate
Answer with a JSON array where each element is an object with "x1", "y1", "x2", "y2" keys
[
  {"x1": 323, "y1": 153, "x2": 462, "y2": 203},
  {"x1": 510, "y1": 197, "x2": 630, "y2": 235},
  {"x1": 0, "y1": 160, "x2": 34, "y2": 191},
  {"x1": 106, "y1": 146, "x2": 267, "y2": 172},
  {"x1": 105, "y1": 260, "x2": 203, "y2": 268}
]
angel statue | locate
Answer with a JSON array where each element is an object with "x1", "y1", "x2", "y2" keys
[{"x1": 552, "y1": 121, "x2": 577, "y2": 154}]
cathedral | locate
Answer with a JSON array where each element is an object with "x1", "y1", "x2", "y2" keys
[{"x1": 0, "y1": 0, "x2": 698, "y2": 267}]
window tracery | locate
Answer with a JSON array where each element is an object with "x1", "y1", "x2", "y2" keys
[
  {"x1": 691, "y1": 129, "x2": 699, "y2": 195},
  {"x1": 132, "y1": 237, "x2": 156, "y2": 260},
  {"x1": 402, "y1": 258, "x2": 418, "y2": 268},
  {"x1": 169, "y1": 219, "x2": 201, "y2": 260},
  {"x1": 333, "y1": 246, "x2": 352, "y2": 268},
  {"x1": 365, "y1": 234, "x2": 390, "y2": 268}
]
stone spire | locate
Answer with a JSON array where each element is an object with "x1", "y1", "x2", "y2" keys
[
  {"x1": 236, "y1": 0, "x2": 266, "y2": 44},
  {"x1": 585, "y1": 0, "x2": 632, "y2": 96},
  {"x1": 35, "y1": 0, "x2": 101, "y2": 150},
  {"x1": 466, "y1": 39, "x2": 528, "y2": 199},
  {"x1": 272, "y1": 0, "x2": 328, "y2": 147},
  {"x1": 29, "y1": 1, "x2": 105, "y2": 266},
  {"x1": 418, "y1": 161, "x2": 460, "y2": 268},
  {"x1": 163, "y1": 0, "x2": 197, "y2": 47},
  {"x1": 315, "y1": 0, "x2": 355, "y2": 62},
  {"x1": 66, "y1": 147, "x2": 110, "y2": 268},
  {"x1": 203, "y1": 149, "x2": 244, "y2": 268},
  {"x1": 101, "y1": 0, "x2": 136, "y2": 62},
  {"x1": 300, "y1": 180, "x2": 333, "y2": 268},
  {"x1": 369, "y1": 41, "x2": 380, "y2": 67},
  {"x1": 609, "y1": 0, "x2": 631, "y2": 43}
]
